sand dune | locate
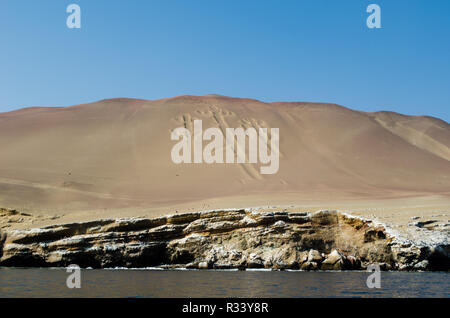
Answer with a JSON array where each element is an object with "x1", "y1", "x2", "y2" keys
[{"x1": 0, "y1": 95, "x2": 449, "y2": 220}]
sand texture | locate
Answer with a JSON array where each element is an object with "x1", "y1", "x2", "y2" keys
[{"x1": 0, "y1": 95, "x2": 449, "y2": 231}]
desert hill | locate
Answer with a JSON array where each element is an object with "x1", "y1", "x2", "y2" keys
[{"x1": 0, "y1": 95, "x2": 449, "y2": 221}]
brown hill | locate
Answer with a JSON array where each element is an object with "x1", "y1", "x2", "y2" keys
[{"x1": 0, "y1": 95, "x2": 449, "y2": 219}]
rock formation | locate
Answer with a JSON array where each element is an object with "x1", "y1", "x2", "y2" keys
[{"x1": 0, "y1": 209, "x2": 448, "y2": 271}]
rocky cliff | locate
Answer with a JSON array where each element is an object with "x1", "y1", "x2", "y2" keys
[{"x1": 0, "y1": 209, "x2": 448, "y2": 271}]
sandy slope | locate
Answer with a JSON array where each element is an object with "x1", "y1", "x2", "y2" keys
[{"x1": 0, "y1": 95, "x2": 449, "y2": 229}]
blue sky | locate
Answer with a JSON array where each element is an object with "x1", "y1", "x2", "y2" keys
[{"x1": 0, "y1": 0, "x2": 449, "y2": 121}]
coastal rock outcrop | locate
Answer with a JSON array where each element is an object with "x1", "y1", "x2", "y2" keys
[{"x1": 0, "y1": 210, "x2": 448, "y2": 271}]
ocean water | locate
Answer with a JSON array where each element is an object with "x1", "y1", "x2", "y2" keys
[{"x1": 0, "y1": 268, "x2": 448, "y2": 298}]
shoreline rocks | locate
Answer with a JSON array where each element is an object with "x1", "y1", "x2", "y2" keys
[{"x1": 0, "y1": 210, "x2": 448, "y2": 271}]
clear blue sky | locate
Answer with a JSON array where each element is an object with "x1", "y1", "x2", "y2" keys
[{"x1": 1, "y1": 0, "x2": 449, "y2": 121}]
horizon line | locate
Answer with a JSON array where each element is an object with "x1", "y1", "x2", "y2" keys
[{"x1": 0, "y1": 94, "x2": 448, "y2": 124}]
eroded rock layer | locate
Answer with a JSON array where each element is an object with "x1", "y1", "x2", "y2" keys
[{"x1": 0, "y1": 210, "x2": 448, "y2": 271}]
